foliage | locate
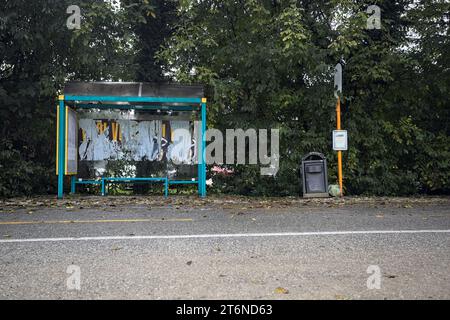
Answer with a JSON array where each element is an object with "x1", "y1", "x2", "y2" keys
[
  {"x1": 0, "y1": 0, "x2": 149, "y2": 197},
  {"x1": 123, "y1": 0, "x2": 177, "y2": 82},
  {"x1": 0, "y1": 0, "x2": 448, "y2": 197},
  {"x1": 159, "y1": 0, "x2": 450, "y2": 196}
]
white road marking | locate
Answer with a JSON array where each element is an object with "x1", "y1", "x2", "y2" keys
[{"x1": 0, "y1": 229, "x2": 449, "y2": 244}]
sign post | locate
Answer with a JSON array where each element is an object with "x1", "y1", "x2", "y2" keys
[{"x1": 334, "y1": 64, "x2": 344, "y2": 196}]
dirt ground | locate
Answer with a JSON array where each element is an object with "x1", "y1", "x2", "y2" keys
[{"x1": 1, "y1": 194, "x2": 449, "y2": 211}]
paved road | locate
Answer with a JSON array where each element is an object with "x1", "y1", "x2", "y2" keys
[{"x1": 0, "y1": 197, "x2": 449, "y2": 299}]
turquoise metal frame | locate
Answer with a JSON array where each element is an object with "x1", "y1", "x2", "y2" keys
[
  {"x1": 101, "y1": 177, "x2": 169, "y2": 198},
  {"x1": 57, "y1": 95, "x2": 207, "y2": 199},
  {"x1": 57, "y1": 99, "x2": 66, "y2": 199}
]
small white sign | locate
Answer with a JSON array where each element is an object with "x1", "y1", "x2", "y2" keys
[{"x1": 333, "y1": 130, "x2": 348, "y2": 151}]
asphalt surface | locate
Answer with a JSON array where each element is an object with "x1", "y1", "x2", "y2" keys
[{"x1": 0, "y1": 196, "x2": 449, "y2": 299}]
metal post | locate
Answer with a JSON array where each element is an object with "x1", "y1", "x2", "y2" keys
[
  {"x1": 164, "y1": 178, "x2": 169, "y2": 198},
  {"x1": 198, "y1": 106, "x2": 203, "y2": 196},
  {"x1": 200, "y1": 100, "x2": 207, "y2": 197},
  {"x1": 336, "y1": 97, "x2": 343, "y2": 196},
  {"x1": 101, "y1": 178, "x2": 106, "y2": 196},
  {"x1": 70, "y1": 176, "x2": 76, "y2": 194},
  {"x1": 57, "y1": 97, "x2": 66, "y2": 199}
]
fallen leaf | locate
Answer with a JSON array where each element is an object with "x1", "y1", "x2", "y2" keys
[{"x1": 274, "y1": 287, "x2": 289, "y2": 294}]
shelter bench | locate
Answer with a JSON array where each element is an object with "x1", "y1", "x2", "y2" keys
[{"x1": 71, "y1": 177, "x2": 168, "y2": 197}]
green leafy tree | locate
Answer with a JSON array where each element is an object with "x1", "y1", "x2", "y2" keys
[
  {"x1": 158, "y1": 0, "x2": 449, "y2": 195},
  {"x1": 124, "y1": 0, "x2": 177, "y2": 82},
  {"x1": 0, "y1": 0, "x2": 148, "y2": 196},
  {"x1": 0, "y1": 0, "x2": 448, "y2": 197}
]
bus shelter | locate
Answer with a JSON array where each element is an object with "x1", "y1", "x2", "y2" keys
[{"x1": 56, "y1": 82, "x2": 207, "y2": 199}]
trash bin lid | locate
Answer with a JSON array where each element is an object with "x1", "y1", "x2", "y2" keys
[{"x1": 302, "y1": 152, "x2": 326, "y2": 162}]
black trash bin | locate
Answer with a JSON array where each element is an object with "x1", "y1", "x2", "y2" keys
[{"x1": 301, "y1": 152, "x2": 329, "y2": 198}]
